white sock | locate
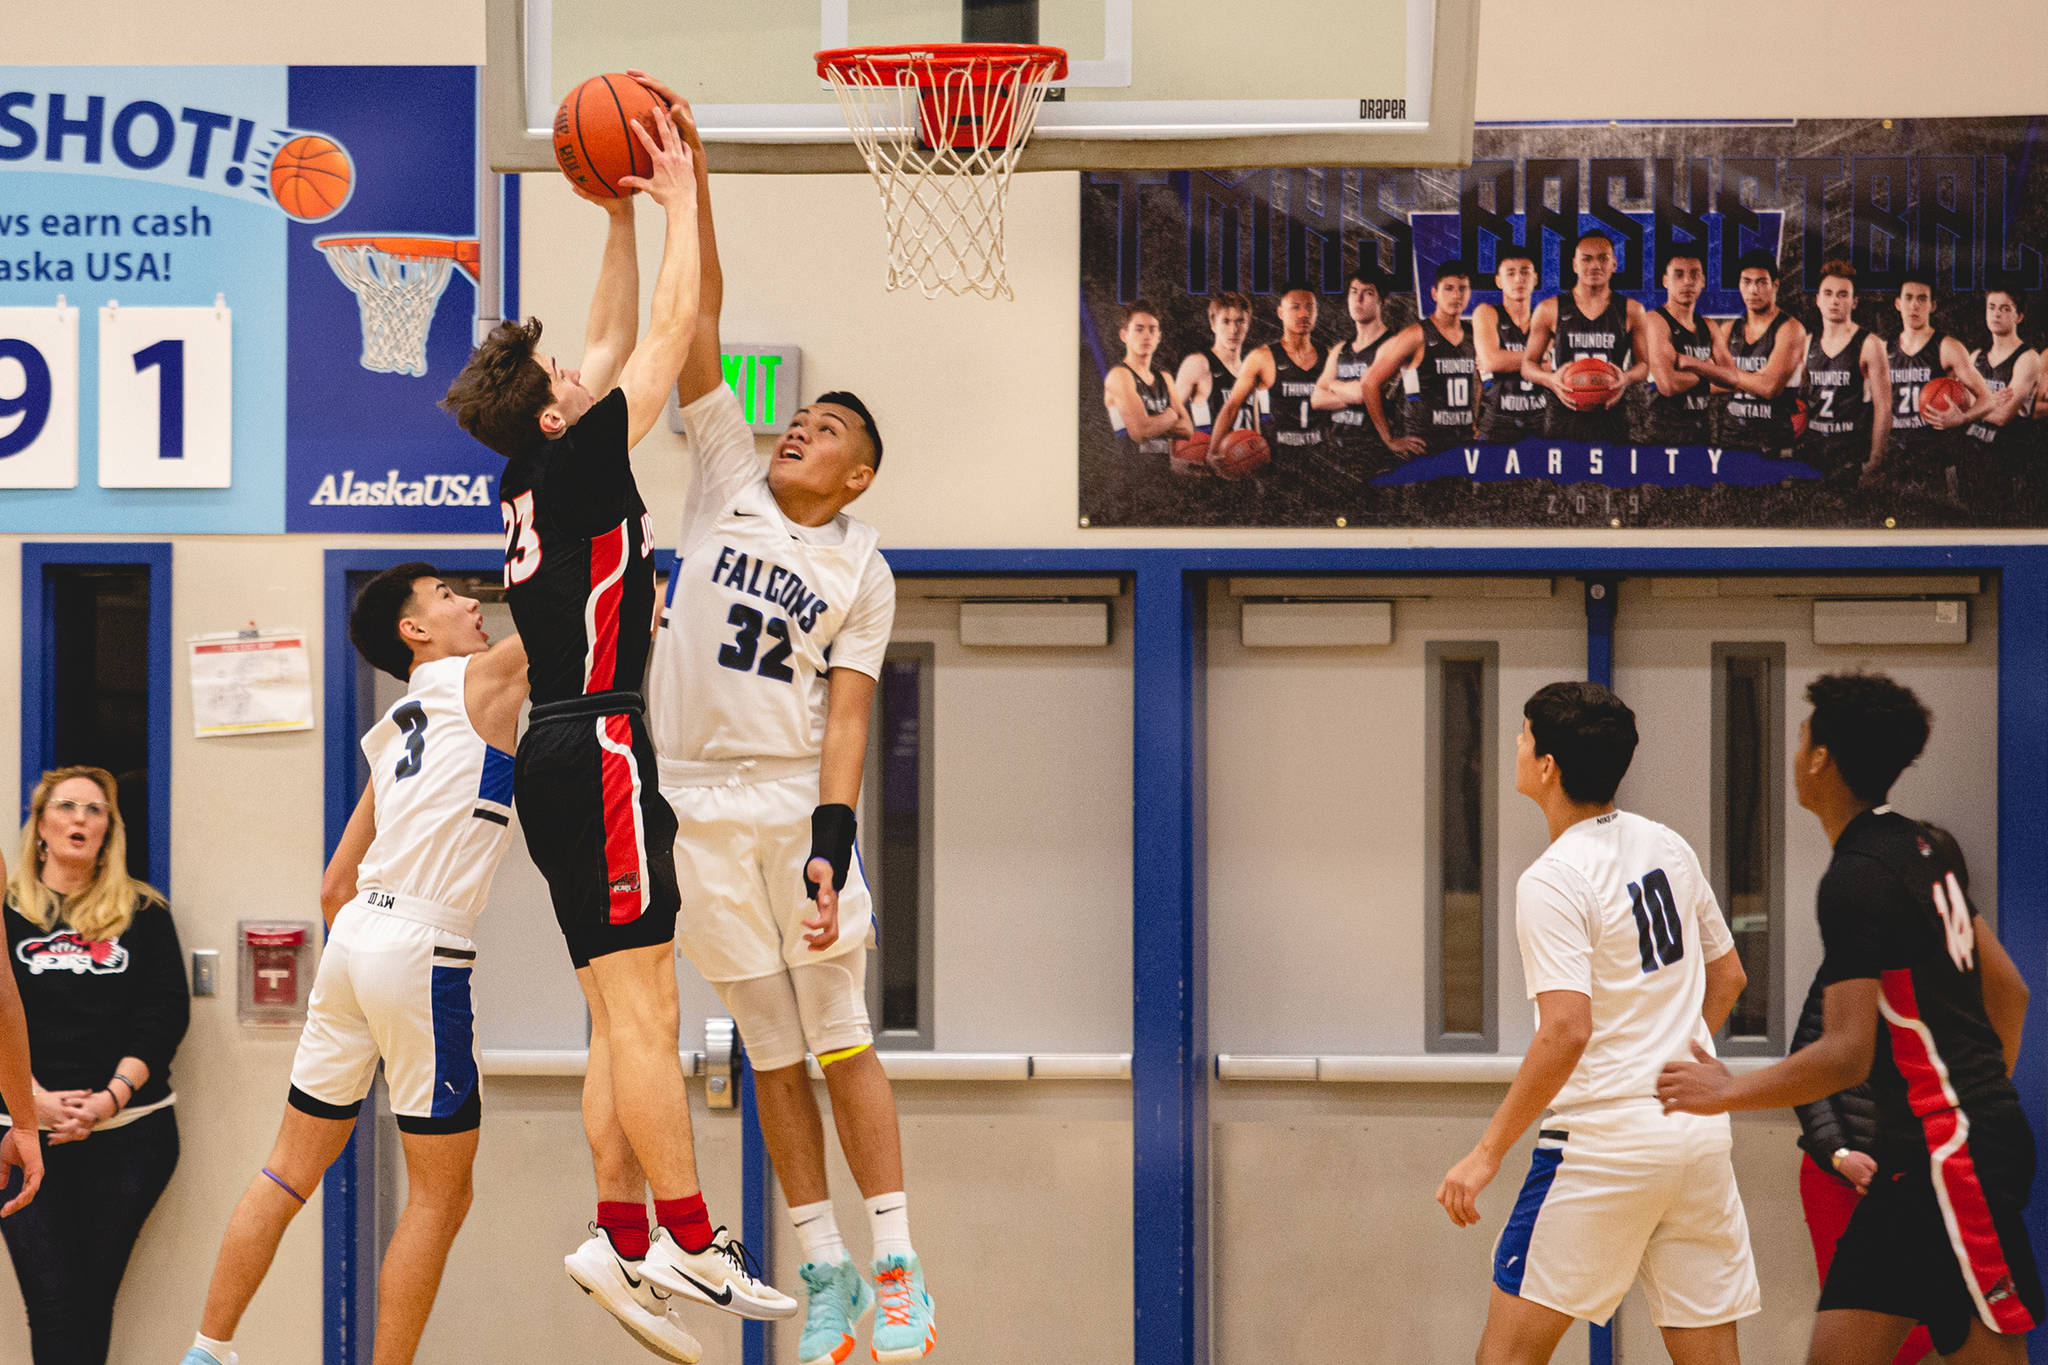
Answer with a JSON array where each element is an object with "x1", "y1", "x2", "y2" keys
[
  {"x1": 866, "y1": 1191, "x2": 914, "y2": 1264},
  {"x1": 193, "y1": 1333, "x2": 234, "y2": 1362},
  {"x1": 790, "y1": 1198, "x2": 851, "y2": 1265}
]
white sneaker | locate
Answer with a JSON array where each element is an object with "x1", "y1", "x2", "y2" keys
[
  {"x1": 639, "y1": 1225, "x2": 798, "y2": 1321},
  {"x1": 565, "y1": 1226, "x2": 706, "y2": 1363}
]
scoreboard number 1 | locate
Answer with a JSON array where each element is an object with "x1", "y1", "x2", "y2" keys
[{"x1": 99, "y1": 296, "x2": 232, "y2": 488}]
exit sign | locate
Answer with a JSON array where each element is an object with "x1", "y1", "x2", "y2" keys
[{"x1": 668, "y1": 345, "x2": 802, "y2": 437}]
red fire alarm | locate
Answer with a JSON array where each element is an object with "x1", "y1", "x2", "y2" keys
[{"x1": 237, "y1": 921, "x2": 314, "y2": 1026}]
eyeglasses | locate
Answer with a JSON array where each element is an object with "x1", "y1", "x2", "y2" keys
[{"x1": 48, "y1": 799, "x2": 109, "y2": 819}]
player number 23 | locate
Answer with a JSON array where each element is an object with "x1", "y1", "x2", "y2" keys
[
  {"x1": 501, "y1": 491, "x2": 541, "y2": 587},
  {"x1": 717, "y1": 603, "x2": 797, "y2": 682}
]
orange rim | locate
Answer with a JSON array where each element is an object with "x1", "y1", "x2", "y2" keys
[
  {"x1": 816, "y1": 42, "x2": 1068, "y2": 85},
  {"x1": 314, "y1": 235, "x2": 481, "y2": 282}
]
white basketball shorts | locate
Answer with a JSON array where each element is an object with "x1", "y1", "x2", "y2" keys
[
  {"x1": 287, "y1": 896, "x2": 481, "y2": 1133},
  {"x1": 659, "y1": 756, "x2": 874, "y2": 984},
  {"x1": 1493, "y1": 1102, "x2": 1760, "y2": 1328}
]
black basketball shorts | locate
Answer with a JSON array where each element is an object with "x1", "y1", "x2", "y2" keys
[
  {"x1": 515, "y1": 693, "x2": 680, "y2": 969},
  {"x1": 1820, "y1": 1099, "x2": 2043, "y2": 1355}
]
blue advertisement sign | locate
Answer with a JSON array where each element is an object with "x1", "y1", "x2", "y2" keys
[{"x1": 0, "y1": 65, "x2": 490, "y2": 533}]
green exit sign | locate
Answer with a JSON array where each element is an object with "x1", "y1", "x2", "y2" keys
[{"x1": 723, "y1": 344, "x2": 801, "y2": 433}]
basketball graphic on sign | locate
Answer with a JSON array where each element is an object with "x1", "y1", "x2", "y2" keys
[{"x1": 269, "y1": 135, "x2": 355, "y2": 221}]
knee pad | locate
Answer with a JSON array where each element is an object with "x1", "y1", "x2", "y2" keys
[
  {"x1": 791, "y1": 955, "x2": 874, "y2": 1062},
  {"x1": 714, "y1": 973, "x2": 808, "y2": 1072}
]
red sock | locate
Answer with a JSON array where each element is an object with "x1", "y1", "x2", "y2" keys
[
  {"x1": 654, "y1": 1193, "x2": 714, "y2": 1254},
  {"x1": 597, "y1": 1201, "x2": 650, "y2": 1260}
]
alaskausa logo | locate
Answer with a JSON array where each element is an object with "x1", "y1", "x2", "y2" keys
[{"x1": 307, "y1": 469, "x2": 495, "y2": 507}]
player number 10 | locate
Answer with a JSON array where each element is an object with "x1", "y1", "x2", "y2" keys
[{"x1": 1628, "y1": 867, "x2": 1684, "y2": 974}]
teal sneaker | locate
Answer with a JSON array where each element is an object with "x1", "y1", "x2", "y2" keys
[
  {"x1": 180, "y1": 1351, "x2": 236, "y2": 1365},
  {"x1": 797, "y1": 1258, "x2": 870, "y2": 1365},
  {"x1": 868, "y1": 1254, "x2": 936, "y2": 1362}
]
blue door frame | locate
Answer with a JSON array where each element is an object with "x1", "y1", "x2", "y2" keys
[
  {"x1": 20, "y1": 541, "x2": 174, "y2": 893},
  {"x1": 322, "y1": 542, "x2": 2048, "y2": 1365}
]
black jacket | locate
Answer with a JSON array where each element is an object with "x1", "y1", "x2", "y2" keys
[{"x1": 1789, "y1": 969, "x2": 1880, "y2": 1183}]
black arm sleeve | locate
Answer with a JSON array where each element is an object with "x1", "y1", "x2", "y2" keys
[{"x1": 122, "y1": 902, "x2": 189, "y2": 1102}]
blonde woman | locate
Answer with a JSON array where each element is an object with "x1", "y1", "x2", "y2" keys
[{"x1": 2, "y1": 767, "x2": 188, "y2": 1363}]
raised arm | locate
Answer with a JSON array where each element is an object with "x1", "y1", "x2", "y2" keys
[
  {"x1": 575, "y1": 194, "x2": 640, "y2": 397},
  {"x1": 319, "y1": 784, "x2": 377, "y2": 928},
  {"x1": 611, "y1": 112, "x2": 702, "y2": 450},
  {"x1": 631, "y1": 74, "x2": 725, "y2": 409},
  {"x1": 464, "y1": 634, "x2": 530, "y2": 755}
]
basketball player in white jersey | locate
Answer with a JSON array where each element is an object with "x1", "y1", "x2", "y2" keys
[
  {"x1": 630, "y1": 72, "x2": 935, "y2": 1365},
  {"x1": 1437, "y1": 682, "x2": 1758, "y2": 1365},
  {"x1": 182, "y1": 565, "x2": 700, "y2": 1365},
  {"x1": 1175, "y1": 291, "x2": 1257, "y2": 433}
]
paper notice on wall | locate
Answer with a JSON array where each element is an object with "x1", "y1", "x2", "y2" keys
[{"x1": 189, "y1": 631, "x2": 314, "y2": 737}]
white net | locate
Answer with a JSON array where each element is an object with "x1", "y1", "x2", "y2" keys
[
  {"x1": 821, "y1": 47, "x2": 1064, "y2": 301},
  {"x1": 318, "y1": 241, "x2": 459, "y2": 377}
]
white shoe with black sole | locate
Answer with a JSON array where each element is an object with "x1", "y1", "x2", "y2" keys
[
  {"x1": 565, "y1": 1226, "x2": 706, "y2": 1363},
  {"x1": 639, "y1": 1225, "x2": 798, "y2": 1321}
]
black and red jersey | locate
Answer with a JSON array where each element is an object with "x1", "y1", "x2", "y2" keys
[
  {"x1": 498, "y1": 388, "x2": 656, "y2": 706},
  {"x1": 1816, "y1": 807, "x2": 2017, "y2": 1159}
]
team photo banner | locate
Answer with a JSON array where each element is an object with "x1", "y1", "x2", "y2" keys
[{"x1": 1078, "y1": 118, "x2": 2047, "y2": 530}]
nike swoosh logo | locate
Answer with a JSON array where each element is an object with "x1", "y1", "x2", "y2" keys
[
  {"x1": 674, "y1": 1268, "x2": 734, "y2": 1306},
  {"x1": 617, "y1": 1259, "x2": 644, "y2": 1288},
  {"x1": 873, "y1": 1205, "x2": 904, "y2": 1216}
]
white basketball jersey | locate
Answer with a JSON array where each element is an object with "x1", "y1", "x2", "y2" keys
[
  {"x1": 352, "y1": 655, "x2": 517, "y2": 935},
  {"x1": 649, "y1": 386, "x2": 895, "y2": 764},
  {"x1": 1515, "y1": 810, "x2": 1735, "y2": 1113}
]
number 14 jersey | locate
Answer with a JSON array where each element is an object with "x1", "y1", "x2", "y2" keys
[
  {"x1": 648, "y1": 385, "x2": 895, "y2": 764},
  {"x1": 1516, "y1": 809, "x2": 1736, "y2": 1114}
]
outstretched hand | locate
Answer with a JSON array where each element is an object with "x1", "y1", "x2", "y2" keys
[
  {"x1": 1655, "y1": 1041, "x2": 1735, "y2": 1116},
  {"x1": 624, "y1": 71, "x2": 703, "y2": 154},
  {"x1": 615, "y1": 105, "x2": 694, "y2": 209}
]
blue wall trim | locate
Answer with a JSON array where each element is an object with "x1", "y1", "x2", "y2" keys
[{"x1": 20, "y1": 541, "x2": 174, "y2": 894}]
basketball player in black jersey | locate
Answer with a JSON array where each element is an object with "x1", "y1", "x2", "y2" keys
[
  {"x1": 1661, "y1": 673, "x2": 2039, "y2": 1365},
  {"x1": 1888, "y1": 271, "x2": 1992, "y2": 502},
  {"x1": 1798, "y1": 260, "x2": 1892, "y2": 487},
  {"x1": 1679, "y1": 250, "x2": 1808, "y2": 458},
  {"x1": 1211, "y1": 283, "x2": 1337, "y2": 503},
  {"x1": 440, "y1": 101, "x2": 790, "y2": 1316},
  {"x1": 1962, "y1": 290, "x2": 2040, "y2": 513},
  {"x1": 1311, "y1": 271, "x2": 1397, "y2": 473},
  {"x1": 1522, "y1": 230, "x2": 1648, "y2": 444},
  {"x1": 1103, "y1": 299, "x2": 1195, "y2": 478},
  {"x1": 1639, "y1": 248, "x2": 1716, "y2": 445},
  {"x1": 1353, "y1": 260, "x2": 1479, "y2": 457},
  {"x1": 1175, "y1": 291, "x2": 1257, "y2": 435},
  {"x1": 1474, "y1": 246, "x2": 1546, "y2": 443}
]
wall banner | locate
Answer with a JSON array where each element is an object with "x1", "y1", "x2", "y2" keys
[
  {"x1": 0, "y1": 65, "x2": 488, "y2": 533},
  {"x1": 1079, "y1": 118, "x2": 2048, "y2": 530}
]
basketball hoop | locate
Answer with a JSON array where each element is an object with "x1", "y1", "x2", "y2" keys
[
  {"x1": 315, "y1": 235, "x2": 481, "y2": 377},
  {"x1": 817, "y1": 43, "x2": 1067, "y2": 300}
]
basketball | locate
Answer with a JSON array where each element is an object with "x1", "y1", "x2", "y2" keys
[
  {"x1": 1207, "y1": 429, "x2": 1271, "y2": 481},
  {"x1": 553, "y1": 73, "x2": 667, "y2": 198},
  {"x1": 1171, "y1": 433, "x2": 1212, "y2": 477},
  {"x1": 269, "y1": 135, "x2": 353, "y2": 221},
  {"x1": 1556, "y1": 356, "x2": 1624, "y2": 412},
  {"x1": 1919, "y1": 376, "x2": 1971, "y2": 422},
  {"x1": 1791, "y1": 398, "x2": 1810, "y2": 441}
]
